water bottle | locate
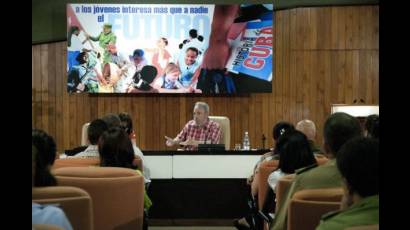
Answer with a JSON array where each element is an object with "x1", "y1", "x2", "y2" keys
[{"x1": 243, "y1": 131, "x2": 250, "y2": 150}]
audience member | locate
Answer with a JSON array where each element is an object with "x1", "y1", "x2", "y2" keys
[
  {"x1": 32, "y1": 145, "x2": 73, "y2": 230},
  {"x1": 296, "y1": 119, "x2": 322, "y2": 154},
  {"x1": 235, "y1": 130, "x2": 316, "y2": 230},
  {"x1": 32, "y1": 129, "x2": 58, "y2": 187},
  {"x1": 98, "y1": 127, "x2": 136, "y2": 169},
  {"x1": 248, "y1": 121, "x2": 295, "y2": 196},
  {"x1": 98, "y1": 127, "x2": 152, "y2": 230},
  {"x1": 32, "y1": 203, "x2": 74, "y2": 230},
  {"x1": 101, "y1": 113, "x2": 121, "y2": 129},
  {"x1": 63, "y1": 117, "x2": 112, "y2": 157},
  {"x1": 69, "y1": 119, "x2": 108, "y2": 158},
  {"x1": 165, "y1": 101, "x2": 221, "y2": 150},
  {"x1": 270, "y1": 112, "x2": 362, "y2": 230},
  {"x1": 364, "y1": 114, "x2": 379, "y2": 139},
  {"x1": 316, "y1": 137, "x2": 379, "y2": 229},
  {"x1": 119, "y1": 112, "x2": 151, "y2": 183},
  {"x1": 267, "y1": 130, "x2": 317, "y2": 192},
  {"x1": 234, "y1": 122, "x2": 294, "y2": 229}
]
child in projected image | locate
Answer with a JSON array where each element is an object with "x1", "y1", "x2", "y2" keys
[
  {"x1": 152, "y1": 63, "x2": 194, "y2": 93},
  {"x1": 145, "y1": 37, "x2": 172, "y2": 80},
  {"x1": 177, "y1": 47, "x2": 201, "y2": 88}
]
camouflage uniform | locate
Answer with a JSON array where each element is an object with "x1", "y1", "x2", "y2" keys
[
  {"x1": 271, "y1": 159, "x2": 342, "y2": 230},
  {"x1": 316, "y1": 195, "x2": 379, "y2": 230}
]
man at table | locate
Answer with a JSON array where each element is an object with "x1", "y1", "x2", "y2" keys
[{"x1": 165, "y1": 101, "x2": 221, "y2": 150}]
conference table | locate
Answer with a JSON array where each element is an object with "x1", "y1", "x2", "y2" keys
[{"x1": 143, "y1": 149, "x2": 270, "y2": 219}]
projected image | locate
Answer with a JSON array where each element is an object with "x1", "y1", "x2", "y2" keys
[{"x1": 66, "y1": 4, "x2": 273, "y2": 94}]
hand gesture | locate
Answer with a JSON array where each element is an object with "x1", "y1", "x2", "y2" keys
[
  {"x1": 179, "y1": 138, "x2": 196, "y2": 146},
  {"x1": 165, "y1": 136, "x2": 176, "y2": 147}
]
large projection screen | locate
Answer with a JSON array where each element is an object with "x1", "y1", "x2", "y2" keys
[{"x1": 66, "y1": 3, "x2": 273, "y2": 94}]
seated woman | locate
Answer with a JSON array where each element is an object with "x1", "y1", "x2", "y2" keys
[
  {"x1": 267, "y1": 130, "x2": 317, "y2": 193},
  {"x1": 234, "y1": 122, "x2": 294, "y2": 230},
  {"x1": 235, "y1": 130, "x2": 316, "y2": 230},
  {"x1": 32, "y1": 136, "x2": 73, "y2": 230},
  {"x1": 248, "y1": 121, "x2": 295, "y2": 197},
  {"x1": 32, "y1": 129, "x2": 58, "y2": 187},
  {"x1": 98, "y1": 127, "x2": 152, "y2": 230}
]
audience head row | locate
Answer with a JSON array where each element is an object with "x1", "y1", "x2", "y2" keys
[
  {"x1": 33, "y1": 112, "x2": 377, "y2": 187},
  {"x1": 89, "y1": 112, "x2": 134, "y2": 144},
  {"x1": 92, "y1": 113, "x2": 137, "y2": 169},
  {"x1": 271, "y1": 112, "x2": 376, "y2": 174},
  {"x1": 32, "y1": 112, "x2": 138, "y2": 186}
]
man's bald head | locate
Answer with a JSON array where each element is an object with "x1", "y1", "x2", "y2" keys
[{"x1": 296, "y1": 119, "x2": 316, "y2": 141}]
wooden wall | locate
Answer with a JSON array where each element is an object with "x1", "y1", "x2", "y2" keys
[{"x1": 32, "y1": 6, "x2": 379, "y2": 152}]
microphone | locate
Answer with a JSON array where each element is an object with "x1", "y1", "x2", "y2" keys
[
  {"x1": 204, "y1": 126, "x2": 212, "y2": 144},
  {"x1": 262, "y1": 134, "x2": 266, "y2": 149}
]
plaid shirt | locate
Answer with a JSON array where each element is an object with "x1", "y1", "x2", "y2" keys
[{"x1": 177, "y1": 119, "x2": 222, "y2": 150}]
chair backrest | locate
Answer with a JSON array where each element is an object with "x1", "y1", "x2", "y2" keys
[
  {"x1": 81, "y1": 123, "x2": 90, "y2": 146},
  {"x1": 54, "y1": 167, "x2": 144, "y2": 230},
  {"x1": 52, "y1": 158, "x2": 100, "y2": 170},
  {"x1": 256, "y1": 159, "x2": 279, "y2": 209},
  {"x1": 52, "y1": 157, "x2": 143, "y2": 173},
  {"x1": 287, "y1": 187, "x2": 344, "y2": 230},
  {"x1": 32, "y1": 186, "x2": 93, "y2": 230},
  {"x1": 275, "y1": 174, "x2": 294, "y2": 211},
  {"x1": 271, "y1": 156, "x2": 327, "y2": 211},
  {"x1": 209, "y1": 116, "x2": 230, "y2": 150}
]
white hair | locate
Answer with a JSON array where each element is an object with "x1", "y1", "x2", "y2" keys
[
  {"x1": 194, "y1": 101, "x2": 209, "y2": 113},
  {"x1": 296, "y1": 119, "x2": 316, "y2": 141}
]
